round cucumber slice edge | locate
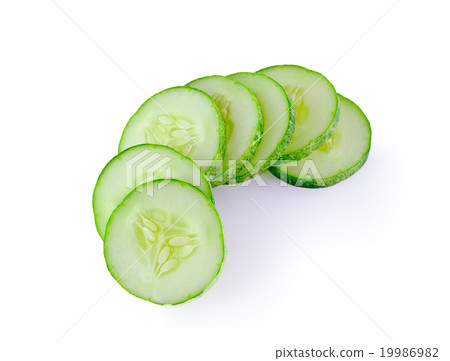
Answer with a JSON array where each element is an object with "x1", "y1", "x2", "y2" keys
[
  {"x1": 227, "y1": 72, "x2": 295, "y2": 183},
  {"x1": 118, "y1": 86, "x2": 226, "y2": 179},
  {"x1": 269, "y1": 94, "x2": 371, "y2": 188},
  {"x1": 93, "y1": 143, "x2": 214, "y2": 239},
  {"x1": 257, "y1": 64, "x2": 339, "y2": 161},
  {"x1": 104, "y1": 179, "x2": 225, "y2": 305},
  {"x1": 186, "y1": 75, "x2": 263, "y2": 186}
]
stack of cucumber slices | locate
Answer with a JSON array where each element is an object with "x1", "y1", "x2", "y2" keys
[{"x1": 93, "y1": 64, "x2": 372, "y2": 305}]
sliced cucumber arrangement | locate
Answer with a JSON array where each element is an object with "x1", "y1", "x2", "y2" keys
[
  {"x1": 258, "y1": 65, "x2": 339, "y2": 160},
  {"x1": 94, "y1": 64, "x2": 372, "y2": 305},
  {"x1": 118, "y1": 86, "x2": 225, "y2": 178},
  {"x1": 104, "y1": 180, "x2": 224, "y2": 305},
  {"x1": 186, "y1": 75, "x2": 263, "y2": 185},
  {"x1": 228, "y1": 72, "x2": 295, "y2": 182},
  {"x1": 93, "y1": 144, "x2": 213, "y2": 239},
  {"x1": 270, "y1": 95, "x2": 371, "y2": 187}
]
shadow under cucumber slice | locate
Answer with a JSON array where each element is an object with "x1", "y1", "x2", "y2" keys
[
  {"x1": 257, "y1": 65, "x2": 339, "y2": 160},
  {"x1": 269, "y1": 94, "x2": 371, "y2": 188},
  {"x1": 104, "y1": 179, "x2": 225, "y2": 305},
  {"x1": 93, "y1": 144, "x2": 213, "y2": 239}
]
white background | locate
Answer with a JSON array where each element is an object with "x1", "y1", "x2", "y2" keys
[{"x1": 1, "y1": 0, "x2": 449, "y2": 360}]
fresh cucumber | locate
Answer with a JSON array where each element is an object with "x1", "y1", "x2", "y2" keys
[
  {"x1": 257, "y1": 65, "x2": 338, "y2": 160},
  {"x1": 228, "y1": 72, "x2": 295, "y2": 182},
  {"x1": 93, "y1": 144, "x2": 213, "y2": 239},
  {"x1": 186, "y1": 75, "x2": 263, "y2": 185},
  {"x1": 118, "y1": 86, "x2": 226, "y2": 179},
  {"x1": 270, "y1": 95, "x2": 371, "y2": 188},
  {"x1": 104, "y1": 179, "x2": 225, "y2": 305}
]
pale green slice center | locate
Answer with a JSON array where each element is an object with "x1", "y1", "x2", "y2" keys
[
  {"x1": 284, "y1": 85, "x2": 309, "y2": 127},
  {"x1": 133, "y1": 208, "x2": 200, "y2": 279},
  {"x1": 211, "y1": 94, "x2": 233, "y2": 139},
  {"x1": 146, "y1": 115, "x2": 199, "y2": 158}
]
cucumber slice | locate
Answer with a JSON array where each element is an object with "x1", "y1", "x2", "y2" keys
[
  {"x1": 104, "y1": 179, "x2": 225, "y2": 305},
  {"x1": 257, "y1": 65, "x2": 338, "y2": 160},
  {"x1": 118, "y1": 86, "x2": 226, "y2": 178},
  {"x1": 186, "y1": 75, "x2": 263, "y2": 185},
  {"x1": 227, "y1": 72, "x2": 295, "y2": 182},
  {"x1": 269, "y1": 95, "x2": 371, "y2": 188},
  {"x1": 93, "y1": 144, "x2": 213, "y2": 239}
]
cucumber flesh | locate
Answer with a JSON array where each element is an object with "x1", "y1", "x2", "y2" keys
[
  {"x1": 228, "y1": 72, "x2": 295, "y2": 182},
  {"x1": 257, "y1": 65, "x2": 338, "y2": 160},
  {"x1": 93, "y1": 144, "x2": 213, "y2": 239},
  {"x1": 270, "y1": 95, "x2": 371, "y2": 188},
  {"x1": 186, "y1": 76, "x2": 263, "y2": 185},
  {"x1": 104, "y1": 180, "x2": 225, "y2": 305},
  {"x1": 118, "y1": 86, "x2": 226, "y2": 178}
]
